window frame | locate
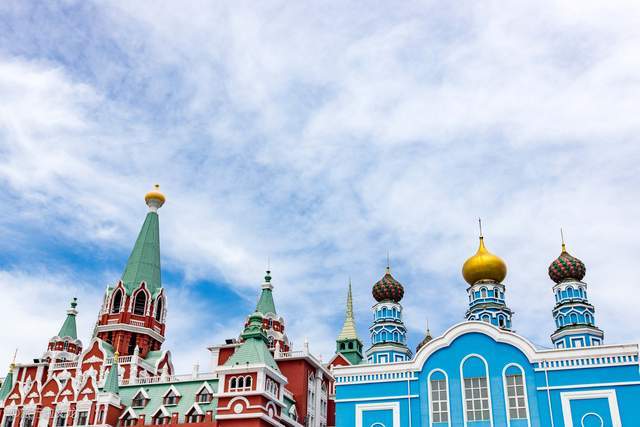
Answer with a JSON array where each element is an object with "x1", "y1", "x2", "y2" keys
[
  {"x1": 427, "y1": 369, "x2": 450, "y2": 426},
  {"x1": 502, "y1": 364, "x2": 530, "y2": 423},
  {"x1": 459, "y1": 354, "x2": 493, "y2": 426}
]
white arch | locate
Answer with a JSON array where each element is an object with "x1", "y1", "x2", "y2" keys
[
  {"x1": 501, "y1": 363, "x2": 531, "y2": 427},
  {"x1": 130, "y1": 284, "x2": 151, "y2": 315},
  {"x1": 427, "y1": 368, "x2": 450, "y2": 427},
  {"x1": 580, "y1": 413, "x2": 603, "y2": 427},
  {"x1": 459, "y1": 353, "x2": 493, "y2": 427}
]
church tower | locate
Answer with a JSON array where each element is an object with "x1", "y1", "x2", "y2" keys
[
  {"x1": 94, "y1": 185, "x2": 168, "y2": 357},
  {"x1": 43, "y1": 298, "x2": 83, "y2": 362},
  {"x1": 462, "y1": 221, "x2": 513, "y2": 330},
  {"x1": 549, "y1": 234, "x2": 603, "y2": 348},
  {"x1": 335, "y1": 280, "x2": 363, "y2": 365},
  {"x1": 247, "y1": 270, "x2": 290, "y2": 352},
  {"x1": 366, "y1": 264, "x2": 412, "y2": 364}
]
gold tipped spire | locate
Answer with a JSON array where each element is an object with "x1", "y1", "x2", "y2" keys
[
  {"x1": 145, "y1": 184, "x2": 165, "y2": 210},
  {"x1": 561, "y1": 228, "x2": 566, "y2": 253},
  {"x1": 337, "y1": 279, "x2": 358, "y2": 340},
  {"x1": 114, "y1": 351, "x2": 119, "y2": 363},
  {"x1": 462, "y1": 221, "x2": 507, "y2": 285}
]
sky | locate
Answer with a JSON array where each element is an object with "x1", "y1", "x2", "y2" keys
[{"x1": 1, "y1": 0, "x2": 640, "y2": 373}]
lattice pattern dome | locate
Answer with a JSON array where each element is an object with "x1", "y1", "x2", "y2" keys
[
  {"x1": 372, "y1": 269, "x2": 404, "y2": 302},
  {"x1": 549, "y1": 247, "x2": 586, "y2": 283}
]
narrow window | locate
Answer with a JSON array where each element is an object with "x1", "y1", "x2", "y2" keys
[
  {"x1": 429, "y1": 371, "x2": 449, "y2": 423},
  {"x1": 155, "y1": 298, "x2": 164, "y2": 322},
  {"x1": 133, "y1": 292, "x2": 147, "y2": 315},
  {"x1": 504, "y1": 366, "x2": 528, "y2": 420},
  {"x1": 481, "y1": 288, "x2": 487, "y2": 298},
  {"x1": 462, "y1": 356, "x2": 490, "y2": 422},
  {"x1": 4, "y1": 416, "x2": 14, "y2": 427},
  {"x1": 111, "y1": 290, "x2": 123, "y2": 314},
  {"x1": 55, "y1": 413, "x2": 67, "y2": 427},
  {"x1": 22, "y1": 415, "x2": 34, "y2": 427},
  {"x1": 76, "y1": 412, "x2": 88, "y2": 427},
  {"x1": 245, "y1": 376, "x2": 252, "y2": 390}
]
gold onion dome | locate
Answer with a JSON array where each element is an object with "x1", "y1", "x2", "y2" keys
[
  {"x1": 548, "y1": 242, "x2": 586, "y2": 283},
  {"x1": 145, "y1": 184, "x2": 165, "y2": 208},
  {"x1": 462, "y1": 236, "x2": 507, "y2": 285}
]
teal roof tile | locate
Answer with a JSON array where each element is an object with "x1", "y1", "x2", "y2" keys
[
  {"x1": 103, "y1": 357, "x2": 120, "y2": 394},
  {"x1": 57, "y1": 298, "x2": 78, "y2": 339},
  {"x1": 0, "y1": 367, "x2": 13, "y2": 400},
  {"x1": 121, "y1": 212, "x2": 161, "y2": 296}
]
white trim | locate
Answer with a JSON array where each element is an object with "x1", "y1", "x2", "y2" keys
[
  {"x1": 460, "y1": 353, "x2": 493, "y2": 427},
  {"x1": 336, "y1": 395, "x2": 419, "y2": 403},
  {"x1": 94, "y1": 323, "x2": 165, "y2": 343},
  {"x1": 560, "y1": 389, "x2": 621, "y2": 427},
  {"x1": 427, "y1": 369, "x2": 450, "y2": 427},
  {"x1": 581, "y1": 413, "x2": 604, "y2": 427},
  {"x1": 355, "y1": 402, "x2": 400, "y2": 427},
  {"x1": 537, "y1": 380, "x2": 640, "y2": 391},
  {"x1": 501, "y1": 363, "x2": 530, "y2": 427}
]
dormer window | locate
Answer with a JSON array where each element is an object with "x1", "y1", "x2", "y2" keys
[
  {"x1": 163, "y1": 389, "x2": 180, "y2": 405},
  {"x1": 132, "y1": 391, "x2": 148, "y2": 408},
  {"x1": 185, "y1": 408, "x2": 204, "y2": 424},
  {"x1": 196, "y1": 391, "x2": 212, "y2": 404}
]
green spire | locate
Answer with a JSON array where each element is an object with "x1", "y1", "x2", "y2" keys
[
  {"x1": 120, "y1": 210, "x2": 161, "y2": 295},
  {"x1": 0, "y1": 364, "x2": 14, "y2": 400},
  {"x1": 336, "y1": 279, "x2": 363, "y2": 365},
  {"x1": 57, "y1": 298, "x2": 78, "y2": 339},
  {"x1": 225, "y1": 312, "x2": 280, "y2": 372},
  {"x1": 102, "y1": 352, "x2": 120, "y2": 394},
  {"x1": 255, "y1": 271, "x2": 276, "y2": 315}
]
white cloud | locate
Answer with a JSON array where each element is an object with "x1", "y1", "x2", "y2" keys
[{"x1": 1, "y1": 1, "x2": 640, "y2": 372}]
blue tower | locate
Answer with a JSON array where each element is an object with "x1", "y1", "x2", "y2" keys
[
  {"x1": 462, "y1": 225, "x2": 513, "y2": 330},
  {"x1": 366, "y1": 265, "x2": 412, "y2": 363},
  {"x1": 549, "y1": 237, "x2": 603, "y2": 348}
]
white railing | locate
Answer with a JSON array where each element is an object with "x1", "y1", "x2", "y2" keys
[
  {"x1": 120, "y1": 372, "x2": 217, "y2": 386},
  {"x1": 130, "y1": 320, "x2": 145, "y2": 327},
  {"x1": 52, "y1": 361, "x2": 78, "y2": 370}
]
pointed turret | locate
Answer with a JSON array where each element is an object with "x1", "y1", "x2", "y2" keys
[
  {"x1": 256, "y1": 270, "x2": 277, "y2": 315},
  {"x1": 226, "y1": 312, "x2": 280, "y2": 372},
  {"x1": 247, "y1": 270, "x2": 289, "y2": 352},
  {"x1": 0, "y1": 363, "x2": 14, "y2": 401},
  {"x1": 120, "y1": 185, "x2": 164, "y2": 295},
  {"x1": 44, "y1": 298, "x2": 82, "y2": 360},
  {"x1": 416, "y1": 320, "x2": 433, "y2": 352},
  {"x1": 58, "y1": 298, "x2": 79, "y2": 339},
  {"x1": 336, "y1": 280, "x2": 363, "y2": 365},
  {"x1": 103, "y1": 352, "x2": 120, "y2": 395}
]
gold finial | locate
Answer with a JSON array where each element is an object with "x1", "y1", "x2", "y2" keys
[
  {"x1": 560, "y1": 228, "x2": 566, "y2": 252},
  {"x1": 145, "y1": 184, "x2": 166, "y2": 210},
  {"x1": 9, "y1": 348, "x2": 17, "y2": 370},
  {"x1": 114, "y1": 351, "x2": 119, "y2": 363}
]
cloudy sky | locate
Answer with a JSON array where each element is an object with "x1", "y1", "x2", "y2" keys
[{"x1": 1, "y1": 1, "x2": 640, "y2": 373}]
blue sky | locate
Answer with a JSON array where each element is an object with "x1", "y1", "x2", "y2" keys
[{"x1": 1, "y1": 1, "x2": 640, "y2": 372}]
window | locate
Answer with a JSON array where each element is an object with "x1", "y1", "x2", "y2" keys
[
  {"x1": 480, "y1": 288, "x2": 487, "y2": 298},
  {"x1": 4, "y1": 416, "x2": 14, "y2": 427},
  {"x1": 76, "y1": 412, "x2": 88, "y2": 427},
  {"x1": 22, "y1": 414, "x2": 34, "y2": 427},
  {"x1": 505, "y1": 370, "x2": 527, "y2": 420},
  {"x1": 164, "y1": 390, "x2": 179, "y2": 405},
  {"x1": 152, "y1": 416, "x2": 169, "y2": 425},
  {"x1": 229, "y1": 376, "x2": 252, "y2": 392},
  {"x1": 132, "y1": 392, "x2": 147, "y2": 408},
  {"x1": 55, "y1": 413, "x2": 67, "y2": 427},
  {"x1": 155, "y1": 298, "x2": 164, "y2": 322},
  {"x1": 429, "y1": 372, "x2": 449, "y2": 423},
  {"x1": 196, "y1": 391, "x2": 212, "y2": 403},
  {"x1": 185, "y1": 409, "x2": 203, "y2": 424},
  {"x1": 111, "y1": 289, "x2": 123, "y2": 313},
  {"x1": 464, "y1": 377, "x2": 489, "y2": 421},
  {"x1": 133, "y1": 292, "x2": 147, "y2": 316},
  {"x1": 122, "y1": 418, "x2": 136, "y2": 427}
]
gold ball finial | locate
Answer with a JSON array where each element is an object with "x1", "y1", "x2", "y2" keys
[
  {"x1": 114, "y1": 351, "x2": 119, "y2": 363},
  {"x1": 144, "y1": 184, "x2": 165, "y2": 210},
  {"x1": 462, "y1": 226, "x2": 507, "y2": 285}
]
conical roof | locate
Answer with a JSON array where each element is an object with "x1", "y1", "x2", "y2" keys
[
  {"x1": 0, "y1": 365, "x2": 13, "y2": 400},
  {"x1": 225, "y1": 312, "x2": 280, "y2": 372},
  {"x1": 255, "y1": 271, "x2": 276, "y2": 315},
  {"x1": 102, "y1": 353, "x2": 120, "y2": 394},
  {"x1": 57, "y1": 298, "x2": 78, "y2": 339},
  {"x1": 338, "y1": 281, "x2": 358, "y2": 340},
  {"x1": 120, "y1": 188, "x2": 164, "y2": 295}
]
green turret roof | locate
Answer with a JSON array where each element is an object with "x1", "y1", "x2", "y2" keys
[
  {"x1": 0, "y1": 366, "x2": 13, "y2": 400},
  {"x1": 121, "y1": 211, "x2": 161, "y2": 295},
  {"x1": 225, "y1": 312, "x2": 280, "y2": 372},
  {"x1": 336, "y1": 280, "x2": 363, "y2": 365},
  {"x1": 255, "y1": 271, "x2": 276, "y2": 315},
  {"x1": 57, "y1": 298, "x2": 78, "y2": 339},
  {"x1": 103, "y1": 354, "x2": 120, "y2": 394}
]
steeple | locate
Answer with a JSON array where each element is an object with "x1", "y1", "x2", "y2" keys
[
  {"x1": 247, "y1": 270, "x2": 289, "y2": 352},
  {"x1": 549, "y1": 232, "x2": 603, "y2": 348},
  {"x1": 0, "y1": 362, "x2": 14, "y2": 400},
  {"x1": 416, "y1": 320, "x2": 433, "y2": 352},
  {"x1": 226, "y1": 312, "x2": 280, "y2": 372},
  {"x1": 256, "y1": 270, "x2": 277, "y2": 315},
  {"x1": 103, "y1": 352, "x2": 120, "y2": 394},
  {"x1": 335, "y1": 279, "x2": 363, "y2": 365},
  {"x1": 58, "y1": 298, "x2": 79, "y2": 339},
  {"x1": 462, "y1": 222, "x2": 513, "y2": 330},
  {"x1": 120, "y1": 185, "x2": 164, "y2": 295}
]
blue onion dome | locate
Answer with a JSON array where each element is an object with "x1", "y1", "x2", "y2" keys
[
  {"x1": 372, "y1": 267, "x2": 404, "y2": 303},
  {"x1": 549, "y1": 243, "x2": 586, "y2": 283}
]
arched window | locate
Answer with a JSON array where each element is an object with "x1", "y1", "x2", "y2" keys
[
  {"x1": 567, "y1": 287, "x2": 574, "y2": 298},
  {"x1": 481, "y1": 288, "x2": 487, "y2": 298},
  {"x1": 498, "y1": 315, "x2": 505, "y2": 328},
  {"x1": 392, "y1": 308, "x2": 397, "y2": 318},
  {"x1": 585, "y1": 313, "x2": 592, "y2": 324},
  {"x1": 503, "y1": 365, "x2": 529, "y2": 421},
  {"x1": 340, "y1": 343, "x2": 345, "y2": 350},
  {"x1": 133, "y1": 292, "x2": 147, "y2": 316},
  {"x1": 111, "y1": 289, "x2": 123, "y2": 314},
  {"x1": 382, "y1": 307, "x2": 388, "y2": 317},
  {"x1": 428, "y1": 370, "x2": 449, "y2": 423},
  {"x1": 461, "y1": 355, "x2": 491, "y2": 422},
  {"x1": 348, "y1": 342, "x2": 353, "y2": 349},
  {"x1": 481, "y1": 314, "x2": 491, "y2": 323},
  {"x1": 245, "y1": 376, "x2": 252, "y2": 390},
  {"x1": 230, "y1": 377, "x2": 237, "y2": 390},
  {"x1": 570, "y1": 313, "x2": 578, "y2": 324},
  {"x1": 155, "y1": 298, "x2": 164, "y2": 322},
  {"x1": 237, "y1": 377, "x2": 244, "y2": 389}
]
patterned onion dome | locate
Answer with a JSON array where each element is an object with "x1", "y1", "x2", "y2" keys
[
  {"x1": 462, "y1": 236, "x2": 507, "y2": 285},
  {"x1": 548, "y1": 244, "x2": 586, "y2": 283},
  {"x1": 372, "y1": 268, "x2": 404, "y2": 302}
]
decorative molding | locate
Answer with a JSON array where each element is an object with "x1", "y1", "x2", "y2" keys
[{"x1": 560, "y1": 389, "x2": 621, "y2": 427}]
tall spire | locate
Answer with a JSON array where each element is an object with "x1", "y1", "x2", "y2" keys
[
  {"x1": 103, "y1": 352, "x2": 120, "y2": 394},
  {"x1": 120, "y1": 185, "x2": 165, "y2": 295},
  {"x1": 338, "y1": 279, "x2": 358, "y2": 340},
  {"x1": 256, "y1": 270, "x2": 276, "y2": 315},
  {"x1": 58, "y1": 298, "x2": 79, "y2": 339}
]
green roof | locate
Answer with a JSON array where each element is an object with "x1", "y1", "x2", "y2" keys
[
  {"x1": 103, "y1": 358, "x2": 120, "y2": 394},
  {"x1": 0, "y1": 368, "x2": 13, "y2": 400},
  {"x1": 121, "y1": 211, "x2": 161, "y2": 295},
  {"x1": 225, "y1": 312, "x2": 280, "y2": 372},
  {"x1": 57, "y1": 298, "x2": 78, "y2": 339},
  {"x1": 255, "y1": 271, "x2": 276, "y2": 315},
  {"x1": 144, "y1": 350, "x2": 164, "y2": 366},
  {"x1": 119, "y1": 379, "x2": 218, "y2": 422}
]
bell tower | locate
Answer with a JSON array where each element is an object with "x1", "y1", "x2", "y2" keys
[{"x1": 94, "y1": 185, "x2": 168, "y2": 357}]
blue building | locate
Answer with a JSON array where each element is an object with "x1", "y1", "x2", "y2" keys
[{"x1": 332, "y1": 230, "x2": 640, "y2": 427}]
